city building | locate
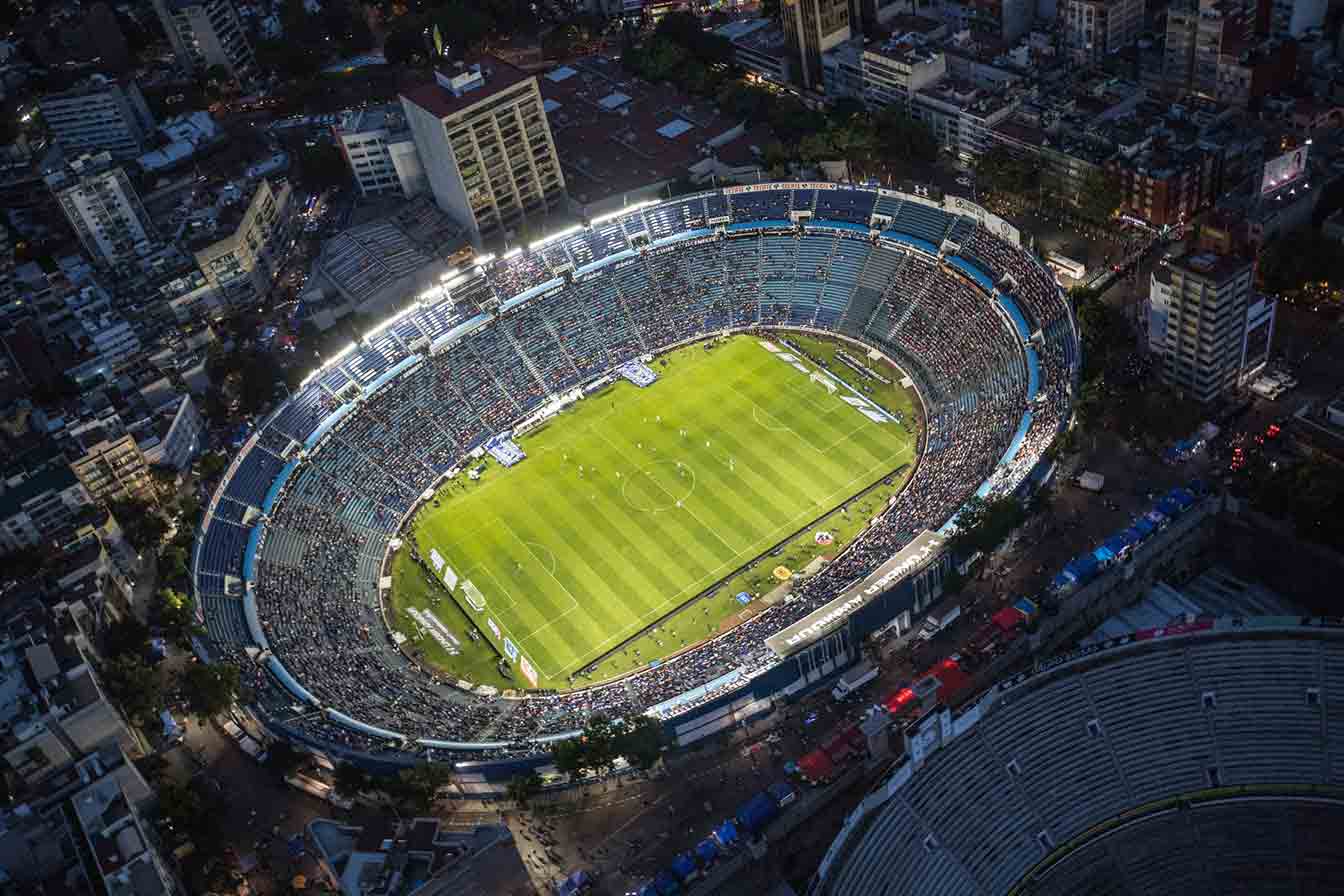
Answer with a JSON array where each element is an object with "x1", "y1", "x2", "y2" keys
[
  {"x1": 37, "y1": 77, "x2": 155, "y2": 160},
  {"x1": 1059, "y1": 0, "x2": 1145, "y2": 63},
  {"x1": 1148, "y1": 251, "x2": 1273, "y2": 402},
  {"x1": 334, "y1": 105, "x2": 426, "y2": 198},
  {"x1": 966, "y1": 0, "x2": 1034, "y2": 42},
  {"x1": 400, "y1": 60, "x2": 567, "y2": 248},
  {"x1": 0, "y1": 445, "x2": 91, "y2": 552},
  {"x1": 71, "y1": 771, "x2": 175, "y2": 896},
  {"x1": 63, "y1": 424, "x2": 154, "y2": 504},
  {"x1": 151, "y1": 0, "x2": 255, "y2": 82},
  {"x1": 783, "y1": 0, "x2": 852, "y2": 91},
  {"x1": 46, "y1": 154, "x2": 156, "y2": 267},
  {"x1": 1215, "y1": 36, "x2": 1298, "y2": 108},
  {"x1": 189, "y1": 178, "x2": 296, "y2": 306},
  {"x1": 128, "y1": 392, "x2": 206, "y2": 471},
  {"x1": 825, "y1": 30, "x2": 948, "y2": 106},
  {"x1": 1164, "y1": 0, "x2": 1255, "y2": 97},
  {"x1": 912, "y1": 80, "x2": 1018, "y2": 161},
  {"x1": 716, "y1": 17, "x2": 792, "y2": 86}
]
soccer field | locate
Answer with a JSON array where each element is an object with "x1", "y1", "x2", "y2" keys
[{"x1": 393, "y1": 334, "x2": 919, "y2": 690}]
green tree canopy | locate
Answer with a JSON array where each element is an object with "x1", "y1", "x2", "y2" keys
[
  {"x1": 153, "y1": 587, "x2": 196, "y2": 644},
  {"x1": 101, "y1": 654, "x2": 164, "y2": 725},
  {"x1": 947, "y1": 495, "x2": 1026, "y2": 557},
  {"x1": 1077, "y1": 168, "x2": 1123, "y2": 223},
  {"x1": 178, "y1": 662, "x2": 239, "y2": 720}
]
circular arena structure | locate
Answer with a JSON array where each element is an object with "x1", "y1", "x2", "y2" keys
[
  {"x1": 194, "y1": 183, "x2": 1078, "y2": 761},
  {"x1": 810, "y1": 619, "x2": 1344, "y2": 896}
]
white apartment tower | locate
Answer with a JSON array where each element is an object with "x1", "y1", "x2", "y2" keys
[
  {"x1": 152, "y1": 0, "x2": 255, "y2": 82},
  {"x1": 400, "y1": 60, "x2": 567, "y2": 248},
  {"x1": 1148, "y1": 252, "x2": 1273, "y2": 402},
  {"x1": 45, "y1": 154, "x2": 155, "y2": 267},
  {"x1": 38, "y1": 77, "x2": 156, "y2": 159}
]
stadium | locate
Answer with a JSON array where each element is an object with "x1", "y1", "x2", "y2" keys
[
  {"x1": 810, "y1": 617, "x2": 1344, "y2": 896},
  {"x1": 193, "y1": 182, "x2": 1078, "y2": 762}
]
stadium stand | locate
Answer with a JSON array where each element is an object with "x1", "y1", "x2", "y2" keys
[
  {"x1": 196, "y1": 183, "x2": 1078, "y2": 758},
  {"x1": 813, "y1": 621, "x2": 1344, "y2": 896}
]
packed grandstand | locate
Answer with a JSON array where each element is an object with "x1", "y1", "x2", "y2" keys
[
  {"x1": 193, "y1": 183, "x2": 1079, "y2": 758},
  {"x1": 810, "y1": 618, "x2": 1344, "y2": 896}
]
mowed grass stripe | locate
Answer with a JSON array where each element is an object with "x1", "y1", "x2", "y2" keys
[{"x1": 402, "y1": 335, "x2": 919, "y2": 683}]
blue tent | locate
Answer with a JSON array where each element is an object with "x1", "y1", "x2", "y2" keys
[
  {"x1": 1145, "y1": 510, "x2": 1168, "y2": 528},
  {"x1": 1093, "y1": 546, "x2": 1116, "y2": 564},
  {"x1": 1132, "y1": 518, "x2": 1156, "y2": 539},
  {"x1": 670, "y1": 853, "x2": 698, "y2": 882},
  {"x1": 715, "y1": 820, "x2": 739, "y2": 848},
  {"x1": 737, "y1": 792, "x2": 779, "y2": 833},
  {"x1": 638, "y1": 884, "x2": 659, "y2": 896},
  {"x1": 1156, "y1": 497, "x2": 1182, "y2": 517},
  {"x1": 655, "y1": 870, "x2": 681, "y2": 895},
  {"x1": 1102, "y1": 534, "x2": 1131, "y2": 557},
  {"x1": 1051, "y1": 571, "x2": 1074, "y2": 592},
  {"x1": 557, "y1": 870, "x2": 592, "y2": 896},
  {"x1": 1170, "y1": 487, "x2": 1196, "y2": 508},
  {"x1": 696, "y1": 839, "x2": 720, "y2": 864}
]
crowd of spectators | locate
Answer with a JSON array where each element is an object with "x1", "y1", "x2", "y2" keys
[{"x1": 196, "y1": 187, "x2": 1078, "y2": 758}]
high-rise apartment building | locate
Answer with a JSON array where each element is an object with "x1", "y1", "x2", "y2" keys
[
  {"x1": 37, "y1": 77, "x2": 156, "y2": 159},
  {"x1": 190, "y1": 178, "x2": 296, "y2": 305},
  {"x1": 1059, "y1": 0, "x2": 1145, "y2": 63},
  {"x1": 152, "y1": 0, "x2": 255, "y2": 82},
  {"x1": 783, "y1": 0, "x2": 852, "y2": 91},
  {"x1": 400, "y1": 60, "x2": 567, "y2": 248},
  {"x1": 64, "y1": 425, "x2": 154, "y2": 504},
  {"x1": 1148, "y1": 251, "x2": 1273, "y2": 402},
  {"x1": 966, "y1": 0, "x2": 1035, "y2": 42},
  {"x1": 1165, "y1": 0, "x2": 1254, "y2": 96},
  {"x1": 45, "y1": 154, "x2": 156, "y2": 267}
]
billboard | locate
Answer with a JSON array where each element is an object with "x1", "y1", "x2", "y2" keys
[
  {"x1": 766, "y1": 530, "x2": 946, "y2": 656},
  {"x1": 1260, "y1": 145, "x2": 1308, "y2": 194},
  {"x1": 519, "y1": 654, "x2": 539, "y2": 687}
]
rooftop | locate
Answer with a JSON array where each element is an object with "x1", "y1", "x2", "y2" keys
[
  {"x1": 336, "y1": 104, "x2": 407, "y2": 137},
  {"x1": 540, "y1": 56, "x2": 746, "y2": 204},
  {"x1": 1171, "y1": 251, "x2": 1250, "y2": 281},
  {"x1": 400, "y1": 58, "x2": 533, "y2": 121}
]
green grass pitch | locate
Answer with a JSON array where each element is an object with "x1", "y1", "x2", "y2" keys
[{"x1": 389, "y1": 334, "x2": 919, "y2": 691}]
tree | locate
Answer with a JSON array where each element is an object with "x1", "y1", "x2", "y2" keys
[
  {"x1": 542, "y1": 23, "x2": 579, "y2": 59},
  {"x1": 156, "y1": 778, "x2": 229, "y2": 850},
  {"x1": 153, "y1": 588, "x2": 197, "y2": 645},
  {"x1": 159, "y1": 546, "x2": 191, "y2": 591},
  {"x1": 612, "y1": 714, "x2": 665, "y2": 770},
  {"x1": 947, "y1": 495, "x2": 1026, "y2": 557},
  {"x1": 104, "y1": 614, "x2": 151, "y2": 659},
  {"x1": 197, "y1": 451, "x2": 228, "y2": 481},
  {"x1": 178, "y1": 662, "x2": 239, "y2": 720},
  {"x1": 506, "y1": 771, "x2": 543, "y2": 806},
  {"x1": 299, "y1": 141, "x2": 350, "y2": 193},
  {"x1": 429, "y1": 2, "x2": 494, "y2": 56},
  {"x1": 383, "y1": 20, "x2": 430, "y2": 66},
  {"x1": 109, "y1": 499, "x2": 168, "y2": 553},
  {"x1": 102, "y1": 654, "x2": 164, "y2": 724},
  {"x1": 975, "y1": 146, "x2": 1037, "y2": 197},
  {"x1": 394, "y1": 763, "x2": 455, "y2": 813},
  {"x1": 334, "y1": 763, "x2": 369, "y2": 796},
  {"x1": 872, "y1": 105, "x2": 938, "y2": 164},
  {"x1": 1077, "y1": 168, "x2": 1123, "y2": 223}
]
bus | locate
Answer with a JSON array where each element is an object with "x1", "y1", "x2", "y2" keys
[{"x1": 1046, "y1": 253, "x2": 1086, "y2": 282}]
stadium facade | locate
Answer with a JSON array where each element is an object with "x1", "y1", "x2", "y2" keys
[
  {"x1": 810, "y1": 617, "x2": 1344, "y2": 896},
  {"x1": 193, "y1": 182, "x2": 1079, "y2": 769}
]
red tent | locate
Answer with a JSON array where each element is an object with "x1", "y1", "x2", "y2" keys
[
  {"x1": 799, "y1": 749, "x2": 835, "y2": 782},
  {"x1": 992, "y1": 606, "x2": 1026, "y2": 633},
  {"x1": 933, "y1": 658, "x2": 971, "y2": 703},
  {"x1": 884, "y1": 685, "x2": 917, "y2": 715}
]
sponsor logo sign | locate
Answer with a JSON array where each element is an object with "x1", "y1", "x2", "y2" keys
[
  {"x1": 442, "y1": 565, "x2": 459, "y2": 591},
  {"x1": 766, "y1": 531, "x2": 945, "y2": 656},
  {"x1": 503, "y1": 638, "x2": 520, "y2": 662},
  {"x1": 486, "y1": 618, "x2": 501, "y2": 640},
  {"x1": 429, "y1": 549, "x2": 445, "y2": 573}
]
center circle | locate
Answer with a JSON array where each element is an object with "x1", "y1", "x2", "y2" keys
[{"x1": 621, "y1": 459, "x2": 697, "y2": 512}]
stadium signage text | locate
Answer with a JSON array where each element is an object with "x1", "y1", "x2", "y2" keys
[{"x1": 767, "y1": 531, "x2": 945, "y2": 656}]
